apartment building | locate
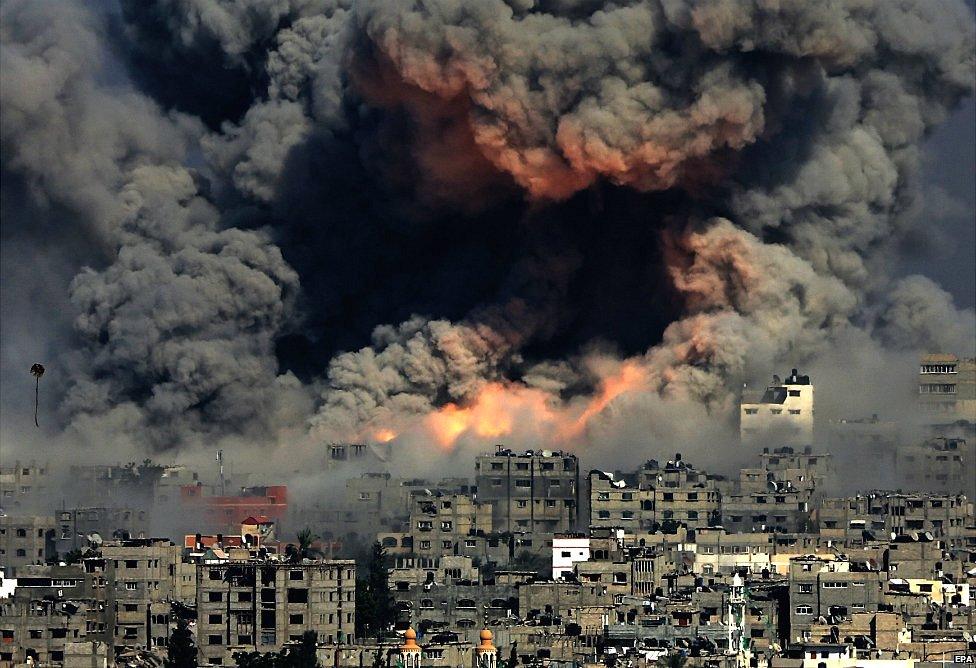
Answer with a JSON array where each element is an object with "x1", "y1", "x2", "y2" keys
[
  {"x1": 639, "y1": 457, "x2": 723, "y2": 531},
  {"x1": 195, "y1": 559, "x2": 355, "y2": 666},
  {"x1": 741, "y1": 369, "x2": 815, "y2": 447},
  {"x1": 55, "y1": 507, "x2": 149, "y2": 554},
  {"x1": 0, "y1": 515, "x2": 57, "y2": 569},
  {"x1": 588, "y1": 471, "x2": 654, "y2": 532},
  {"x1": 896, "y1": 437, "x2": 975, "y2": 499},
  {"x1": 722, "y1": 488, "x2": 813, "y2": 534},
  {"x1": 787, "y1": 556, "x2": 885, "y2": 643},
  {"x1": 85, "y1": 538, "x2": 183, "y2": 658},
  {"x1": 692, "y1": 527, "x2": 773, "y2": 576},
  {"x1": 818, "y1": 491, "x2": 974, "y2": 548},
  {"x1": 475, "y1": 448, "x2": 579, "y2": 534},
  {"x1": 0, "y1": 565, "x2": 90, "y2": 666},
  {"x1": 0, "y1": 463, "x2": 52, "y2": 512},
  {"x1": 916, "y1": 353, "x2": 976, "y2": 426}
]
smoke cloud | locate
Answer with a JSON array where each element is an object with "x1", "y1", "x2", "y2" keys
[{"x1": 1, "y1": 0, "x2": 974, "y2": 474}]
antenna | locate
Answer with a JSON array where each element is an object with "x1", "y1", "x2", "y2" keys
[{"x1": 216, "y1": 450, "x2": 225, "y2": 497}]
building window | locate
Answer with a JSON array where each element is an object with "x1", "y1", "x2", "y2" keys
[
  {"x1": 789, "y1": 409, "x2": 801, "y2": 415},
  {"x1": 788, "y1": 390, "x2": 801, "y2": 397},
  {"x1": 795, "y1": 606, "x2": 813, "y2": 615},
  {"x1": 289, "y1": 570, "x2": 303, "y2": 581},
  {"x1": 515, "y1": 480, "x2": 531, "y2": 488},
  {"x1": 209, "y1": 614, "x2": 222, "y2": 624},
  {"x1": 744, "y1": 408, "x2": 758, "y2": 415},
  {"x1": 208, "y1": 592, "x2": 222, "y2": 602},
  {"x1": 289, "y1": 614, "x2": 303, "y2": 625},
  {"x1": 208, "y1": 635, "x2": 223, "y2": 645}
]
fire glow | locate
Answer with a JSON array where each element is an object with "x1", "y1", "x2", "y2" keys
[{"x1": 372, "y1": 361, "x2": 653, "y2": 450}]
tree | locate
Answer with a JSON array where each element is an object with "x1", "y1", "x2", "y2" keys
[
  {"x1": 164, "y1": 618, "x2": 197, "y2": 668},
  {"x1": 355, "y1": 542, "x2": 396, "y2": 638},
  {"x1": 234, "y1": 631, "x2": 320, "y2": 668},
  {"x1": 655, "y1": 653, "x2": 687, "y2": 668},
  {"x1": 503, "y1": 641, "x2": 518, "y2": 668}
]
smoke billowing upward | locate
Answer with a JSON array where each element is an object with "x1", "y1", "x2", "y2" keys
[{"x1": 1, "y1": 0, "x2": 974, "y2": 473}]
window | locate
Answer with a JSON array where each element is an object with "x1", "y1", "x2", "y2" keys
[
  {"x1": 516, "y1": 500, "x2": 527, "y2": 508},
  {"x1": 597, "y1": 511, "x2": 610, "y2": 519},
  {"x1": 125, "y1": 560, "x2": 138, "y2": 568},
  {"x1": 289, "y1": 614, "x2": 303, "y2": 625},
  {"x1": 238, "y1": 592, "x2": 252, "y2": 602},
  {"x1": 287, "y1": 589, "x2": 308, "y2": 604},
  {"x1": 491, "y1": 479, "x2": 502, "y2": 486},
  {"x1": 744, "y1": 408, "x2": 758, "y2": 415},
  {"x1": 799, "y1": 584, "x2": 813, "y2": 593},
  {"x1": 788, "y1": 390, "x2": 801, "y2": 397},
  {"x1": 419, "y1": 541, "x2": 431, "y2": 550},
  {"x1": 561, "y1": 551, "x2": 572, "y2": 558},
  {"x1": 209, "y1": 614, "x2": 222, "y2": 624},
  {"x1": 771, "y1": 409, "x2": 782, "y2": 415},
  {"x1": 208, "y1": 591, "x2": 223, "y2": 602},
  {"x1": 789, "y1": 409, "x2": 801, "y2": 415},
  {"x1": 440, "y1": 521, "x2": 453, "y2": 531},
  {"x1": 795, "y1": 606, "x2": 813, "y2": 615},
  {"x1": 289, "y1": 570, "x2": 303, "y2": 581},
  {"x1": 515, "y1": 480, "x2": 531, "y2": 488},
  {"x1": 125, "y1": 583, "x2": 139, "y2": 591},
  {"x1": 209, "y1": 570, "x2": 223, "y2": 581},
  {"x1": 208, "y1": 635, "x2": 223, "y2": 645},
  {"x1": 822, "y1": 582, "x2": 847, "y2": 589},
  {"x1": 515, "y1": 463, "x2": 529, "y2": 471}
]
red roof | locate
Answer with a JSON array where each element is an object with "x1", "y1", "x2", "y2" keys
[
  {"x1": 241, "y1": 515, "x2": 272, "y2": 525},
  {"x1": 184, "y1": 534, "x2": 245, "y2": 549}
]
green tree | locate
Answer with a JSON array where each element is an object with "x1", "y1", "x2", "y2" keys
[
  {"x1": 355, "y1": 542, "x2": 395, "y2": 638},
  {"x1": 164, "y1": 618, "x2": 197, "y2": 668}
]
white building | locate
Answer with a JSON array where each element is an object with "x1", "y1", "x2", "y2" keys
[
  {"x1": 741, "y1": 369, "x2": 814, "y2": 447},
  {"x1": 552, "y1": 534, "x2": 590, "y2": 579}
]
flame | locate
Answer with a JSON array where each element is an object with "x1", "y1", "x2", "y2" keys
[
  {"x1": 373, "y1": 428, "x2": 397, "y2": 443},
  {"x1": 559, "y1": 361, "x2": 649, "y2": 440},
  {"x1": 415, "y1": 362, "x2": 650, "y2": 450},
  {"x1": 424, "y1": 382, "x2": 557, "y2": 449}
]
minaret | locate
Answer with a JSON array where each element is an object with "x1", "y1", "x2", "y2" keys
[
  {"x1": 474, "y1": 629, "x2": 497, "y2": 668},
  {"x1": 399, "y1": 628, "x2": 421, "y2": 668},
  {"x1": 728, "y1": 573, "x2": 749, "y2": 668}
]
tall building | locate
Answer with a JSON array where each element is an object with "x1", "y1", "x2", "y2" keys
[
  {"x1": 740, "y1": 369, "x2": 815, "y2": 447},
  {"x1": 916, "y1": 353, "x2": 976, "y2": 428},
  {"x1": 475, "y1": 448, "x2": 579, "y2": 534},
  {"x1": 195, "y1": 559, "x2": 355, "y2": 666}
]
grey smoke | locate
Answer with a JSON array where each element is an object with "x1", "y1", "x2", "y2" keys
[{"x1": 1, "y1": 0, "x2": 974, "y2": 464}]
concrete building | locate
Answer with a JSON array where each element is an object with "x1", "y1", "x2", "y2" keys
[
  {"x1": 55, "y1": 507, "x2": 150, "y2": 554},
  {"x1": 475, "y1": 448, "x2": 579, "y2": 534},
  {"x1": 195, "y1": 559, "x2": 355, "y2": 665},
  {"x1": 639, "y1": 456, "x2": 724, "y2": 531},
  {"x1": 741, "y1": 369, "x2": 815, "y2": 447},
  {"x1": 85, "y1": 538, "x2": 183, "y2": 658},
  {"x1": 0, "y1": 515, "x2": 57, "y2": 569},
  {"x1": 787, "y1": 556, "x2": 885, "y2": 643},
  {"x1": 588, "y1": 471, "x2": 654, "y2": 532},
  {"x1": 916, "y1": 354, "x2": 976, "y2": 427},
  {"x1": 552, "y1": 534, "x2": 592, "y2": 579},
  {"x1": 896, "y1": 437, "x2": 975, "y2": 499},
  {"x1": 0, "y1": 463, "x2": 53, "y2": 512}
]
